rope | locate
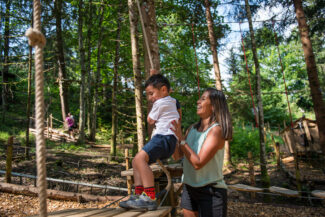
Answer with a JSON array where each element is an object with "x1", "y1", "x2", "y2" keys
[
  {"x1": 136, "y1": 0, "x2": 154, "y2": 70},
  {"x1": 271, "y1": 20, "x2": 294, "y2": 128},
  {"x1": 239, "y1": 22, "x2": 258, "y2": 128},
  {"x1": 190, "y1": 23, "x2": 201, "y2": 98},
  {"x1": 25, "y1": 0, "x2": 47, "y2": 216}
]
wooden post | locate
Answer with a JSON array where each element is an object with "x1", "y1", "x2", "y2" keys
[
  {"x1": 248, "y1": 151, "x2": 256, "y2": 199},
  {"x1": 5, "y1": 136, "x2": 14, "y2": 183},
  {"x1": 302, "y1": 120, "x2": 312, "y2": 144},
  {"x1": 271, "y1": 134, "x2": 281, "y2": 170},
  {"x1": 125, "y1": 148, "x2": 132, "y2": 195},
  {"x1": 47, "y1": 117, "x2": 49, "y2": 138},
  {"x1": 50, "y1": 114, "x2": 53, "y2": 138},
  {"x1": 267, "y1": 122, "x2": 270, "y2": 132},
  {"x1": 50, "y1": 114, "x2": 53, "y2": 129},
  {"x1": 242, "y1": 121, "x2": 245, "y2": 130},
  {"x1": 293, "y1": 149, "x2": 302, "y2": 194}
]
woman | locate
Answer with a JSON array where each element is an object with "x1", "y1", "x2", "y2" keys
[{"x1": 171, "y1": 88, "x2": 232, "y2": 217}]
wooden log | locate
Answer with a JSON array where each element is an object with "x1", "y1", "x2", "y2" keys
[
  {"x1": 247, "y1": 152, "x2": 256, "y2": 199},
  {"x1": 271, "y1": 134, "x2": 281, "y2": 170},
  {"x1": 125, "y1": 148, "x2": 132, "y2": 195},
  {"x1": 0, "y1": 182, "x2": 122, "y2": 202},
  {"x1": 5, "y1": 136, "x2": 14, "y2": 183},
  {"x1": 228, "y1": 184, "x2": 263, "y2": 192},
  {"x1": 269, "y1": 186, "x2": 299, "y2": 197},
  {"x1": 311, "y1": 190, "x2": 325, "y2": 199}
]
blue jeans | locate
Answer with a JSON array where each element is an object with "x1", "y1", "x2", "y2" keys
[{"x1": 142, "y1": 134, "x2": 177, "y2": 164}]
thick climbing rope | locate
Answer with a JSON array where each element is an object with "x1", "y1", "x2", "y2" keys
[
  {"x1": 25, "y1": 0, "x2": 47, "y2": 216},
  {"x1": 191, "y1": 23, "x2": 201, "y2": 98},
  {"x1": 239, "y1": 22, "x2": 258, "y2": 127},
  {"x1": 271, "y1": 20, "x2": 294, "y2": 128}
]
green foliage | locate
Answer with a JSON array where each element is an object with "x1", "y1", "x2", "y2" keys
[{"x1": 230, "y1": 125, "x2": 283, "y2": 160}]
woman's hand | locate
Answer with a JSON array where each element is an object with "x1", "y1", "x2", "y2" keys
[{"x1": 171, "y1": 119, "x2": 183, "y2": 141}]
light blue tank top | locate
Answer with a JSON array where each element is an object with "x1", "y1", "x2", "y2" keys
[{"x1": 182, "y1": 123, "x2": 227, "y2": 189}]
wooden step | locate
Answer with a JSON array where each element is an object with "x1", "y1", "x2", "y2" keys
[
  {"x1": 46, "y1": 207, "x2": 172, "y2": 217},
  {"x1": 269, "y1": 186, "x2": 299, "y2": 197},
  {"x1": 311, "y1": 190, "x2": 325, "y2": 199},
  {"x1": 228, "y1": 184, "x2": 263, "y2": 192}
]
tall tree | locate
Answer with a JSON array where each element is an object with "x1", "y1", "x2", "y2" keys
[
  {"x1": 77, "y1": 0, "x2": 86, "y2": 144},
  {"x1": 142, "y1": 0, "x2": 161, "y2": 75},
  {"x1": 244, "y1": 0, "x2": 270, "y2": 187},
  {"x1": 54, "y1": 0, "x2": 69, "y2": 122},
  {"x1": 129, "y1": 0, "x2": 145, "y2": 151},
  {"x1": 2, "y1": 0, "x2": 11, "y2": 123},
  {"x1": 86, "y1": 0, "x2": 94, "y2": 135},
  {"x1": 89, "y1": 4, "x2": 105, "y2": 141},
  {"x1": 293, "y1": 0, "x2": 325, "y2": 153},
  {"x1": 111, "y1": 6, "x2": 122, "y2": 156},
  {"x1": 204, "y1": 0, "x2": 232, "y2": 166}
]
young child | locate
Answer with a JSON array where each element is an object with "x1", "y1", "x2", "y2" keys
[{"x1": 120, "y1": 74, "x2": 179, "y2": 210}]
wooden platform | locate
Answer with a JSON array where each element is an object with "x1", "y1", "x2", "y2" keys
[{"x1": 32, "y1": 207, "x2": 172, "y2": 217}]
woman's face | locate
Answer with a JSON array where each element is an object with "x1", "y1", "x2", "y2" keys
[{"x1": 196, "y1": 91, "x2": 213, "y2": 118}]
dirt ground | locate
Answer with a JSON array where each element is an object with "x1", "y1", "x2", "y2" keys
[{"x1": 1, "y1": 145, "x2": 325, "y2": 216}]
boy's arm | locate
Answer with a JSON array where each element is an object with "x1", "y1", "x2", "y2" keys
[{"x1": 147, "y1": 116, "x2": 156, "y2": 125}]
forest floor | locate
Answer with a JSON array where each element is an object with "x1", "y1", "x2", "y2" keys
[{"x1": 0, "y1": 141, "x2": 325, "y2": 217}]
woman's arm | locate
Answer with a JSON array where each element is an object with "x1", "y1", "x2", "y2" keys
[
  {"x1": 181, "y1": 126, "x2": 225, "y2": 170},
  {"x1": 171, "y1": 121, "x2": 191, "y2": 161}
]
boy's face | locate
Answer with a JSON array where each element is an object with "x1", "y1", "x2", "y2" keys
[{"x1": 145, "y1": 85, "x2": 167, "y2": 103}]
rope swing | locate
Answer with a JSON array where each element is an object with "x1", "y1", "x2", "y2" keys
[{"x1": 25, "y1": 0, "x2": 47, "y2": 216}]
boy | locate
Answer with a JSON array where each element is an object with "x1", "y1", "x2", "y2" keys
[{"x1": 120, "y1": 74, "x2": 179, "y2": 210}]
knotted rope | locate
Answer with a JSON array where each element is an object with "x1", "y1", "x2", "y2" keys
[{"x1": 25, "y1": 0, "x2": 47, "y2": 216}]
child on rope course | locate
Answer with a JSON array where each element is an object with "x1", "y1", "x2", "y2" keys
[{"x1": 119, "y1": 74, "x2": 180, "y2": 210}]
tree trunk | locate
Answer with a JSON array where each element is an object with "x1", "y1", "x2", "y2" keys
[
  {"x1": 142, "y1": 0, "x2": 161, "y2": 72},
  {"x1": 86, "y1": 0, "x2": 93, "y2": 136},
  {"x1": 2, "y1": 0, "x2": 11, "y2": 123},
  {"x1": 140, "y1": 0, "x2": 160, "y2": 139},
  {"x1": 25, "y1": 45, "x2": 32, "y2": 159},
  {"x1": 204, "y1": 0, "x2": 231, "y2": 166},
  {"x1": 293, "y1": 0, "x2": 325, "y2": 153},
  {"x1": 128, "y1": 0, "x2": 145, "y2": 151},
  {"x1": 54, "y1": 0, "x2": 69, "y2": 123},
  {"x1": 89, "y1": 5, "x2": 105, "y2": 141},
  {"x1": 111, "y1": 8, "x2": 122, "y2": 157},
  {"x1": 245, "y1": 0, "x2": 269, "y2": 187},
  {"x1": 77, "y1": 0, "x2": 86, "y2": 144}
]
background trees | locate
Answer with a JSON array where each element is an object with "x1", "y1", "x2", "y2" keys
[{"x1": 0, "y1": 0, "x2": 324, "y2": 160}]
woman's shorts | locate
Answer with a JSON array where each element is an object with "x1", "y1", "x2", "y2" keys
[
  {"x1": 181, "y1": 184, "x2": 227, "y2": 217},
  {"x1": 142, "y1": 134, "x2": 177, "y2": 164}
]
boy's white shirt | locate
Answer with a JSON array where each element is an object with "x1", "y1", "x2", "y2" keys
[{"x1": 149, "y1": 96, "x2": 179, "y2": 138}]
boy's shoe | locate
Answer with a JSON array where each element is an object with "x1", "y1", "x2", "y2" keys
[
  {"x1": 127, "y1": 192, "x2": 157, "y2": 211},
  {"x1": 119, "y1": 194, "x2": 139, "y2": 209}
]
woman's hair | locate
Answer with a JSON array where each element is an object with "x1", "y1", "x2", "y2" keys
[{"x1": 194, "y1": 88, "x2": 233, "y2": 140}]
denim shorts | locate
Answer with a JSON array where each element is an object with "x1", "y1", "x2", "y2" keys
[
  {"x1": 142, "y1": 134, "x2": 177, "y2": 164},
  {"x1": 181, "y1": 184, "x2": 227, "y2": 217}
]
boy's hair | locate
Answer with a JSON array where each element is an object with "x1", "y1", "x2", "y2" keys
[{"x1": 145, "y1": 74, "x2": 170, "y2": 91}]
